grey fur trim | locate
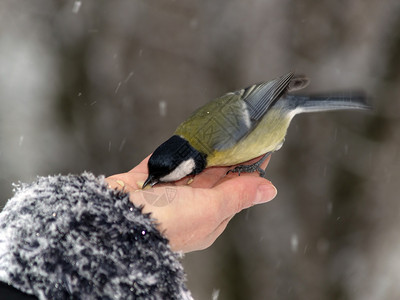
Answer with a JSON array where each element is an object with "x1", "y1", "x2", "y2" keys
[{"x1": 0, "y1": 172, "x2": 192, "y2": 300}]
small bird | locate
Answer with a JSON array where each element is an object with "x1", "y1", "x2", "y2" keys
[{"x1": 143, "y1": 72, "x2": 370, "y2": 188}]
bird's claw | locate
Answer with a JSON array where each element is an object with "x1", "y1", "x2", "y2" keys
[{"x1": 226, "y1": 165, "x2": 266, "y2": 177}]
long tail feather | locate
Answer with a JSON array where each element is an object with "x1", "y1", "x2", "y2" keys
[{"x1": 286, "y1": 92, "x2": 371, "y2": 113}]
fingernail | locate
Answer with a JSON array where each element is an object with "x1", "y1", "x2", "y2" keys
[{"x1": 254, "y1": 184, "x2": 277, "y2": 204}]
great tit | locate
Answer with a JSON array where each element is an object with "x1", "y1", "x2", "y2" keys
[{"x1": 143, "y1": 72, "x2": 370, "y2": 188}]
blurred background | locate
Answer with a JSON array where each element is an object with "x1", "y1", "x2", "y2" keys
[{"x1": 0, "y1": 0, "x2": 399, "y2": 299}]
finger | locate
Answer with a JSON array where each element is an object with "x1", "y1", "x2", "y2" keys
[
  {"x1": 205, "y1": 216, "x2": 232, "y2": 245},
  {"x1": 176, "y1": 216, "x2": 232, "y2": 252},
  {"x1": 156, "y1": 177, "x2": 276, "y2": 231},
  {"x1": 213, "y1": 176, "x2": 277, "y2": 220}
]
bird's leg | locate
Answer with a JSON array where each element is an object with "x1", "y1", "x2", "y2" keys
[{"x1": 226, "y1": 152, "x2": 272, "y2": 178}]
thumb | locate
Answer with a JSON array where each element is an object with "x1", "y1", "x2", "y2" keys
[{"x1": 214, "y1": 176, "x2": 277, "y2": 218}]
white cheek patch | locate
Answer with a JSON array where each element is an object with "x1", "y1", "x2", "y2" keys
[{"x1": 160, "y1": 158, "x2": 195, "y2": 182}]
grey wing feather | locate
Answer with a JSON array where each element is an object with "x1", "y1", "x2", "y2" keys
[
  {"x1": 243, "y1": 72, "x2": 294, "y2": 121},
  {"x1": 212, "y1": 72, "x2": 294, "y2": 151}
]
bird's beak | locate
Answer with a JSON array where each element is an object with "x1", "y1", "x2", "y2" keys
[{"x1": 142, "y1": 175, "x2": 159, "y2": 189}]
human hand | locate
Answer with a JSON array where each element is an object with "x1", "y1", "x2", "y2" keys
[{"x1": 105, "y1": 155, "x2": 277, "y2": 253}]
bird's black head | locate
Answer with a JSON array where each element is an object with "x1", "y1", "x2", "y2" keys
[{"x1": 143, "y1": 135, "x2": 207, "y2": 188}]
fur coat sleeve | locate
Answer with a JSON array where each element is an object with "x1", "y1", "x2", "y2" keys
[{"x1": 0, "y1": 172, "x2": 193, "y2": 300}]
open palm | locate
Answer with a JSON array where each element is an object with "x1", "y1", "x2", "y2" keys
[{"x1": 106, "y1": 155, "x2": 277, "y2": 253}]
